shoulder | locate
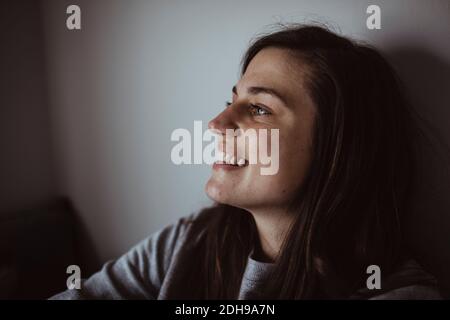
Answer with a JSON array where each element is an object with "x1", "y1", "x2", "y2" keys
[
  {"x1": 48, "y1": 206, "x2": 220, "y2": 300},
  {"x1": 369, "y1": 284, "x2": 442, "y2": 300},
  {"x1": 130, "y1": 205, "x2": 221, "y2": 267},
  {"x1": 151, "y1": 204, "x2": 220, "y2": 245},
  {"x1": 352, "y1": 259, "x2": 442, "y2": 300}
]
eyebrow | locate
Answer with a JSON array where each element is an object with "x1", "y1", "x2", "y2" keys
[{"x1": 232, "y1": 85, "x2": 288, "y2": 106}]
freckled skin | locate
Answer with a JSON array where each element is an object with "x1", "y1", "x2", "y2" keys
[{"x1": 205, "y1": 48, "x2": 316, "y2": 213}]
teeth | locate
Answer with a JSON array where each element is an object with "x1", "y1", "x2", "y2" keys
[
  {"x1": 216, "y1": 153, "x2": 246, "y2": 166},
  {"x1": 216, "y1": 151, "x2": 225, "y2": 162}
]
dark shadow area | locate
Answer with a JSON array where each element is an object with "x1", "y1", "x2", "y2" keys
[
  {"x1": 68, "y1": 201, "x2": 102, "y2": 278},
  {"x1": 387, "y1": 46, "x2": 450, "y2": 298},
  {"x1": 0, "y1": 0, "x2": 57, "y2": 212},
  {"x1": 0, "y1": 197, "x2": 98, "y2": 299},
  {"x1": 0, "y1": 0, "x2": 100, "y2": 298},
  {"x1": 0, "y1": 196, "x2": 100, "y2": 299}
]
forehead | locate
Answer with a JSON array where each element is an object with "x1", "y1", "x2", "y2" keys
[{"x1": 238, "y1": 48, "x2": 311, "y2": 103}]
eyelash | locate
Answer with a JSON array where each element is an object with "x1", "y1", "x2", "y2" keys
[{"x1": 225, "y1": 101, "x2": 271, "y2": 116}]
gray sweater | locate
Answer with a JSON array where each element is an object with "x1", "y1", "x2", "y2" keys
[{"x1": 50, "y1": 211, "x2": 442, "y2": 300}]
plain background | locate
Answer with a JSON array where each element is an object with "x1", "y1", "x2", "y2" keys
[{"x1": 1, "y1": 0, "x2": 449, "y2": 291}]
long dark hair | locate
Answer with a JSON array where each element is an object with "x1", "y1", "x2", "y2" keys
[{"x1": 178, "y1": 24, "x2": 422, "y2": 299}]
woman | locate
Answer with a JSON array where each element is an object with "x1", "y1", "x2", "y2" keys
[{"x1": 51, "y1": 24, "x2": 442, "y2": 299}]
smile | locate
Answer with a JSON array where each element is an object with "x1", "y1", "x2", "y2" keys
[{"x1": 213, "y1": 152, "x2": 249, "y2": 170}]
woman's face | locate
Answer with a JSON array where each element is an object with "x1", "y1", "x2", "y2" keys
[{"x1": 205, "y1": 47, "x2": 316, "y2": 212}]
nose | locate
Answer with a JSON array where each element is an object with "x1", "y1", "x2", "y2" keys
[
  {"x1": 207, "y1": 106, "x2": 239, "y2": 135},
  {"x1": 208, "y1": 106, "x2": 241, "y2": 156}
]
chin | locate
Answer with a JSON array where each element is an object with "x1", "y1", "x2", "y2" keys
[
  {"x1": 205, "y1": 179, "x2": 226, "y2": 203},
  {"x1": 204, "y1": 179, "x2": 241, "y2": 207}
]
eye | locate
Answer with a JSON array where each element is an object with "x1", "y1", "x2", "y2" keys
[
  {"x1": 249, "y1": 104, "x2": 271, "y2": 116},
  {"x1": 225, "y1": 100, "x2": 232, "y2": 107}
]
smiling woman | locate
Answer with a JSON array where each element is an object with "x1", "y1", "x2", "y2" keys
[{"x1": 50, "y1": 24, "x2": 442, "y2": 300}]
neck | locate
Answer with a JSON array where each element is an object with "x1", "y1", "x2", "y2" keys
[{"x1": 247, "y1": 207, "x2": 295, "y2": 263}]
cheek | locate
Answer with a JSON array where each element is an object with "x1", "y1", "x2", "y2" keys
[
  {"x1": 241, "y1": 124, "x2": 313, "y2": 204},
  {"x1": 276, "y1": 133, "x2": 313, "y2": 194}
]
